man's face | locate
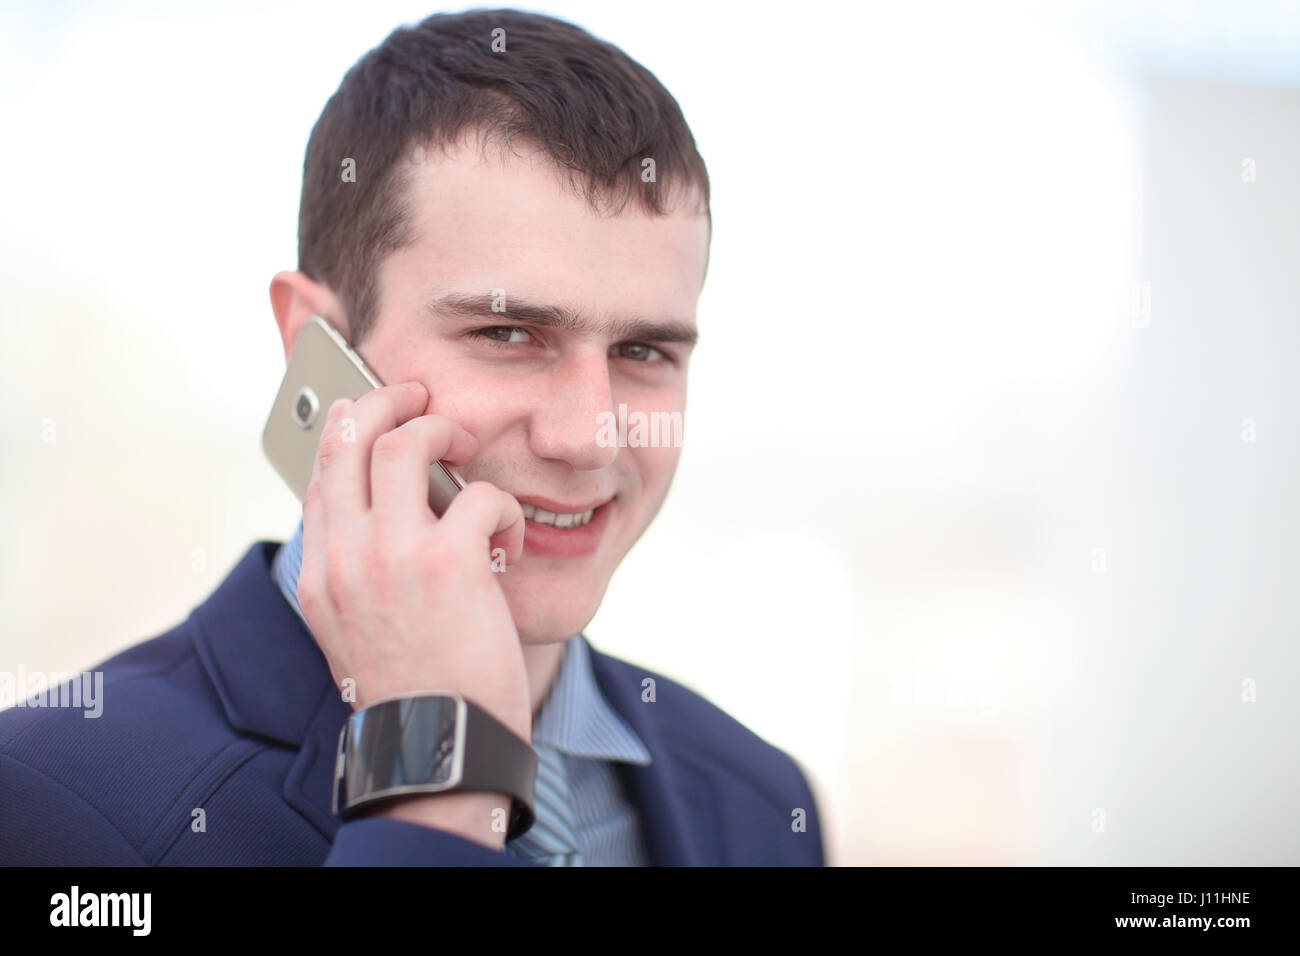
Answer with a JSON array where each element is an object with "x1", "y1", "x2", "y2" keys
[{"x1": 353, "y1": 138, "x2": 709, "y2": 644}]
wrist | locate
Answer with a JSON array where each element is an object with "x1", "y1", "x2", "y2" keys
[
  {"x1": 370, "y1": 791, "x2": 511, "y2": 850},
  {"x1": 348, "y1": 682, "x2": 530, "y2": 740},
  {"x1": 333, "y1": 691, "x2": 537, "y2": 842}
]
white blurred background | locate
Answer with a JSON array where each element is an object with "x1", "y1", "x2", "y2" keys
[{"x1": 2, "y1": 0, "x2": 1298, "y2": 865}]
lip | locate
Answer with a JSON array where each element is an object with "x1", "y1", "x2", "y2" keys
[
  {"x1": 513, "y1": 494, "x2": 614, "y2": 514},
  {"x1": 515, "y1": 495, "x2": 614, "y2": 558}
]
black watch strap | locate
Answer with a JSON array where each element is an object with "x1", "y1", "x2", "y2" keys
[
  {"x1": 333, "y1": 693, "x2": 538, "y2": 842},
  {"x1": 460, "y1": 698, "x2": 537, "y2": 840}
]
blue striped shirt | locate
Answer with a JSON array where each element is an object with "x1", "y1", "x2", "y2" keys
[{"x1": 271, "y1": 518, "x2": 653, "y2": 865}]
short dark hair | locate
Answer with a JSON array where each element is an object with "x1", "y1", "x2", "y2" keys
[{"x1": 296, "y1": 7, "x2": 711, "y2": 347}]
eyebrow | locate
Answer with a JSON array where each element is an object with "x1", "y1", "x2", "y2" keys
[{"x1": 425, "y1": 292, "x2": 699, "y2": 348}]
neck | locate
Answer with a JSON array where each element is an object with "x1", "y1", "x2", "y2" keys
[{"x1": 523, "y1": 639, "x2": 569, "y2": 719}]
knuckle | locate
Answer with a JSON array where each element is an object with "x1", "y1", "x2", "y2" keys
[
  {"x1": 322, "y1": 545, "x2": 355, "y2": 608},
  {"x1": 298, "y1": 554, "x2": 327, "y2": 618},
  {"x1": 461, "y1": 480, "x2": 496, "y2": 502},
  {"x1": 379, "y1": 383, "x2": 424, "y2": 417},
  {"x1": 297, "y1": 575, "x2": 320, "y2": 617},
  {"x1": 316, "y1": 429, "x2": 346, "y2": 470},
  {"x1": 370, "y1": 429, "x2": 409, "y2": 462},
  {"x1": 303, "y1": 474, "x2": 323, "y2": 508},
  {"x1": 461, "y1": 481, "x2": 516, "y2": 516},
  {"x1": 421, "y1": 413, "x2": 451, "y2": 437},
  {"x1": 409, "y1": 413, "x2": 452, "y2": 447}
]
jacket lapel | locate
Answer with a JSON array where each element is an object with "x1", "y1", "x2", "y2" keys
[
  {"x1": 191, "y1": 542, "x2": 722, "y2": 862},
  {"x1": 586, "y1": 640, "x2": 723, "y2": 866},
  {"x1": 190, "y1": 541, "x2": 347, "y2": 842}
]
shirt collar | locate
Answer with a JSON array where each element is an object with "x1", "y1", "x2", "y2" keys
[{"x1": 272, "y1": 518, "x2": 651, "y2": 766}]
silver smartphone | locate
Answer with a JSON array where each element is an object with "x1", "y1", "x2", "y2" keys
[{"x1": 262, "y1": 315, "x2": 464, "y2": 515}]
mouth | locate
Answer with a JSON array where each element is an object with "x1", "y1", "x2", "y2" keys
[
  {"x1": 519, "y1": 502, "x2": 597, "y2": 529},
  {"x1": 514, "y1": 495, "x2": 614, "y2": 558}
]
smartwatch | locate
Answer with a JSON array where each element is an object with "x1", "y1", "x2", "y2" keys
[{"x1": 332, "y1": 691, "x2": 538, "y2": 842}]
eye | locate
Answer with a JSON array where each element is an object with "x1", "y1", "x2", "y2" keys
[
  {"x1": 473, "y1": 326, "x2": 532, "y2": 345},
  {"x1": 613, "y1": 342, "x2": 666, "y2": 362}
]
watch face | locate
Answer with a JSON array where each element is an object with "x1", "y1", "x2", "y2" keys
[{"x1": 342, "y1": 695, "x2": 466, "y2": 808}]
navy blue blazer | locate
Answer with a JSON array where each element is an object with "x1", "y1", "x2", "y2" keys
[{"x1": 0, "y1": 542, "x2": 826, "y2": 865}]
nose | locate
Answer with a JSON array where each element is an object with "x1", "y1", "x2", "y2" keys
[{"x1": 529, "y1": 348, "x2": 619, "y2": 472}]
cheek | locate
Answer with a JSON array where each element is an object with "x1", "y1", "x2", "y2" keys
[
  {"x1": 425, "y1": 370, "x2": 510, "y2": 434},
  {"x1": 629, "y1": 444, "x2": 682, "y2": 495}
]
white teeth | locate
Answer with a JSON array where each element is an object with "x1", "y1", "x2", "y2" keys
[{"x1": 519, "y1": 503, "x2": 598, "y2": 529}]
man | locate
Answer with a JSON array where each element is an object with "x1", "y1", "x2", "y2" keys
[{"x1": 0, "y1": 8, "x2": 825, "y2": 866}]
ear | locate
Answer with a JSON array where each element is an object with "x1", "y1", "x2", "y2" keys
[{"x1": 268, "y1": 271, "x2": 347, "y2": 362}]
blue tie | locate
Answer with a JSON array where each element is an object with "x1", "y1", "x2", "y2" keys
[{"x1": 508, "y1": 740, "x2": 585, "y2": 866}]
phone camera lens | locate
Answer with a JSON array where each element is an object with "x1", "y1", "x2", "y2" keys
[{"x1": 293, "y1": 388, "x2": 320, "y2": 429}]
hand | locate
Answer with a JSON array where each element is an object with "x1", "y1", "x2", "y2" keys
[{"x1": 297, "y1": 382, "x2": 530, "y2": 744}]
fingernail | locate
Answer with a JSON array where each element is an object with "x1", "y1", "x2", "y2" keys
[{"x1": 402, "y1": 382, "x2": 425, "y2": 393}]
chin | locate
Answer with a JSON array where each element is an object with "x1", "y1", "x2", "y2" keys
[
  {"x1": 513, "y1": 610, "x2": 598, "y2": 645},
  {"x1": 506, "y1": 578, "x2": 609, "y2": 645}
]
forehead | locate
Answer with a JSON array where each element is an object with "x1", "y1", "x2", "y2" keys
[{"x1": 389, "y1": 138, "x2": 710, "y2": 320}]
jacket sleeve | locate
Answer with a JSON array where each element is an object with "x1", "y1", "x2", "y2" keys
[
  {"x1": 0, "y1": 751, "x2": 534, "y2": 866},
  {"x1": 324, "y1": 817, "x2": 537, "y2": 866}
]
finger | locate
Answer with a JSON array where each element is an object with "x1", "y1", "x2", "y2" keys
[
  {"x1": 303, "y1": 396, "x2": 352, "y2": 535},
  {"x1": 370, "y1": 414, "x2": 479, "y2": 527},
  {"x1": 317, "y1": 383, "x2": 430, "y2": 514},
  {"x1": 299, "y1": 400, "x2": 348, "y2": 616},
  {"x1": 436, "y1": 480, "x2": 525, "y2": 567}
]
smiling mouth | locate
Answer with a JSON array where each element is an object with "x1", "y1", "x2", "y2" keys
[
  {"x1": 519, "y1": 502, "x2": 597, "y2": 529},
  {"x1": 516, "y1": 497, "x2": 612, "y2": 559}
]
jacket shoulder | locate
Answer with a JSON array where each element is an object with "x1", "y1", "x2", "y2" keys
[
  {"x1": 591, "y1": 647, "x2": 826, "y2": 863},
  {"x1": 0, "y1": 620, "x2": 271, "y2": 864}
]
